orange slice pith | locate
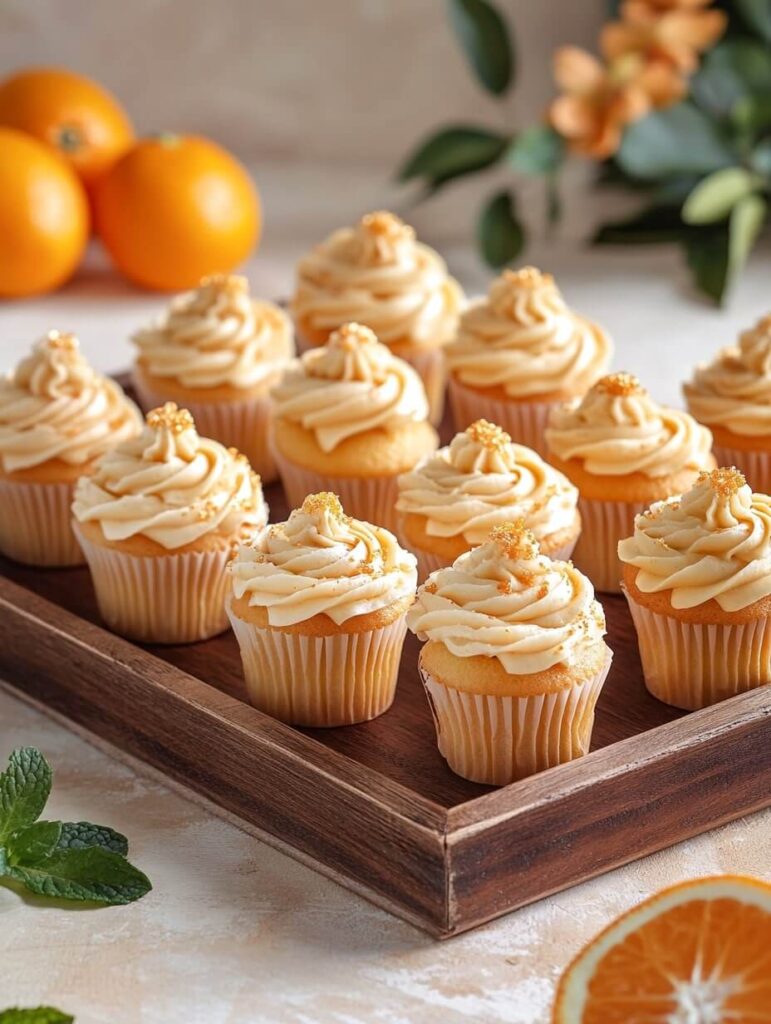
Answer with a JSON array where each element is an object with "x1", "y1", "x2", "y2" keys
[{"x1": 553, "y1": 876, "x2": 771, "y2": 1023}]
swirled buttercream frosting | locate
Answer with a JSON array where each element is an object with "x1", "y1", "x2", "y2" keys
[
  {"x1": 684, "y1": 315, "x2": 771, "y2": 436},
  {"x1": 291, "y1": 211, "x2": 464, "y2": 348},
  {"x1": 133, "y1": 274, "x2": 293, "y2": 390},
  {"x1": 72, "y1": 403, "x2": 266, "y2": 550},
  {"x1": 0, "y1": 331, "x2": 142, "y2": 473},
  {"x1": 407, "y1": 520, "x2": 605, "y2": 674},
  {"x1": 397, "y1": 419, "x2": 578, "y2": 543},
  {"x1": 271, "y1": 322, "x2": 430, "y2": 451},
  {"x1": 445, "y1": 267, "x2": 611, "y2": 398},
  {"x1": 618, "y1": 467, "x2": 771, "y2": 611},
  {"x1": 546, "y1": 372, "x2": 713, "y2": 477},
  {"x1": 229, "y1": 491, "x2": 417, "y2": 626}
]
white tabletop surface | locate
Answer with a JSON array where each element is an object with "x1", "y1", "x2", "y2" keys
[{"x1": 1, "y1": 202, "x2": 771, "y2": 1022}]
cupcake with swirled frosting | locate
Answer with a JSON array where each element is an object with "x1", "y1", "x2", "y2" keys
[
  {"x1": 684, "y1": 315, "x2": 771, "y2": 493},
  {"x1": 132, "y1": 274, "x2": 294, "y2": 482},
  {"x1": 290, "y1": 211, "x2": 465, "y2": 423},
  {"x1": 271, "y1": 321, "x2": 438, "y2": 532},
  {"x1": 619, "y1": 467, "x2": 771, "y2": 709},
  {"x1": 228, "y1": 491, "x2": 417, "y2": 725},
  {"x1": 0, "y1": 331, "x2": 142, "y2": 567},
  {"x1": 407, "y1": 520, "x2": 612, "y2": 785},
  {"x1": 396, "y1": 419, "x2": 580, "y2": 579},
  {"x1": 445, "y1": 267, "x2": 612, "y2": 455},
  {"x1": 72, "y1": 402, "x2": 267, "y2": 643},
  {"x1": 546, "y1": 372, "x2": 714, "y2": 593}
]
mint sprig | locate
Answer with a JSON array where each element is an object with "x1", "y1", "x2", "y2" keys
[
  {"x1": 0, "y1": 748, "x2": 151, "y2": 906},
  {"x1": 0, "y1": 1010, "x2": 73, "y2": 1024}
]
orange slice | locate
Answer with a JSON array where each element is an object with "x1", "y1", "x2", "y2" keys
[{"x1": 553, "y1": 876, "x2": 771, "y2": 1023}]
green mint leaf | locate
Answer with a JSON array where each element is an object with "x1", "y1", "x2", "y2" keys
[
  {"x1": 449, "y1": 0, "x2": 514, "y2": 96},
  {"x1": 8, "y1": 846, "x2": 152, "y2": 905},
  {"x1": 617, "y1": 103, "x2": 734, "y2": 180},
  {"x1": 682, "y1": 167, "x2": 757, "y2": 225},
  {"x1": 508, "y1": 125, "x2": 564, "y2": 176},
  {"x1": 0, "y1": 1010, "x2": 73, "y2": 1024},
  {"x1": 478, "y1": 189, "x2": 525, "y2": 268},
  {"x1": 6, "y1": 821, "x2": 62, "y2": 866},
  {"x1": 0, "y1": 748, "x2": 52, "y2": 842},
  {"x1": 398, "y1": 125, "x2": 508, "y2": 189},
  {"x1": 57, "y1": 821, "x2": 128, "y2": 856}
]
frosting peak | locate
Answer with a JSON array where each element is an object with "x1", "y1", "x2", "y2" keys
[
  {"x1": 349, "y1": 211, "x2": 417, "y2": 265},
  {"x1": 546, "y1": 373, "x2": 713, "y2": 478},
  {"x1": 306, "y1": 323, "x2": 389, "y2": 384}
]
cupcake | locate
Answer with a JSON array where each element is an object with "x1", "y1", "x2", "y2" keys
[
  {"x1": 396, "y1": 418, "x2": 581, "y2": 580},
  {"x1": 407, "y1": 521, "x2": 612, "y2": 786},
  {"x1": 546, "y1": 372, "x2": 714, "y2": 593},
  {"x1": 619, "y1": 467, "x2": 771, "y2": 710},
  {"x1": 445, "y1": 266, "x2": 612, "y2": 455},
  {"x1": 271, "y1": 322, "x2": 438, "y2": 533},
  {"x1": 684, "y1": 314, "x2": 771, "y2": 493},
  {"x1": 290, "y1": 210, "x2": 465, "y2": 423},
  {"x1": 0, "y1": 331, "x2": 141, "y2": 567},
  {"x1": 72, "y1": 402, "x2": 267, "y2": 644},
  {"x1": 132, "y1": 274, "x2": 294, "y2": 483},
  {"x1": 228, "y1": 491, "x2": 417, "y2": 726}
]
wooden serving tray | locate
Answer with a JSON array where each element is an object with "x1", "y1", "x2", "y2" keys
[{"x1": 2, "y1": 419, "x2": 771, "y2": 937}]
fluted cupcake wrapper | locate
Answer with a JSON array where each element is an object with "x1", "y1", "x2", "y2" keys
[
  {"x1": 73, "y1": 522, "x2": 232, "y2": 644},
  {"x1": 624, "y1": 591, "x2": 771, "y2": 710},
  {"x1": 273, "y1": 448, "x2": 401, "y2": 533},
  {"x1": 227, "y1": 599, "x2": 408, "y2": 726},
  {"x1": 571, "y1": 497, "x2": 647, "y2": 594},
  {"x1": 711, "y1": 443, "x2": 771, "y2": 495},
  {"x1": 132, "y1": 375, "x2": 278, "y2": 484},
  {"x1": 447, "y1": 377, "x2": 556, "y2": 458},
  {"x1": 419, "y1": 651, "x2": 611, "y2": 786},
  {"x1": 0, "y1": 477, "x2": 83, "y2": 567}
]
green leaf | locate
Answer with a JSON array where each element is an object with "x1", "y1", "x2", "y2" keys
[
  {"x1": 692, "y1": 39, "x2": 771, "y2": 117},
  {"x1": 478, "y1": 190, "x2": 525, "y2": 267},
  {"x1": 593, "y1": 204, "x2": 688, "y2": 245},
  {"x1": 398, "y1": 125, "x2": 509, "y2": 189},
  {"x1": 6, "y1": 821, "x2": 62, "y2": 866},
  {"x1": 448, "y1": 0, "x2": 514, "y2": 96},
  {"x1": 57, "y1": 821, "x2": 128, "y2": 856},
  {"x1": 684, "y1": 194, "x2": 767, "y2": 304},
  {"x1": 729, "y1": 193, "x2": 767, "y2": 277},
  {"x1": 0, "y1": 1010, "x2": 74, "y2": 1024},
  {"x1": 8, "y1": 846, "x2": 152, "y2": 905},
  {"x1": 732, "y1": 94, "x2": 771, "y2": 136},
  {"x1": 0, "y1": 749, "x2": 52, "y2": 843},
  {"x1": 735, "y1": 0, "x2": 771, "y2": 43},
  {"x1": 508, "y1": 125, "x2": 564, "y2": 175},
  {"x1": 682, "y1": 168, "x2": 757, "y2": 224},
  {"x1": 751, "y1": 138, "x2": 771, "y2": 175},
  {"x1": 617, "y1": 103, "x2": 735, "y2": 180}
]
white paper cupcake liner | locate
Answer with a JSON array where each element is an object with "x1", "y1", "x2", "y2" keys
[
  {"x1": 227, "y1": 600, "x2": 408, "y2": 726},
  {"x1": 73, "y1": 523, "x2": 232, "y2": 644},
  {"x1": 133, "y1": 375, "x2": 278, "y2": 484},
  {"x1": 447, "y1": 377, "x2": 556, "y2": 457},
  {"x1": 273, "y1": 448, "x2": 401, "y2": 532},
  {"x1": 571, "y1": 497, "x2": 647, "y2": 594},
  {"x1": 420, "y1": 650, "x2": 611, "y2": 786},
  {"x1": 0, "y1": 477, "x2": 84, "y2": 567},
  {"x1": 624, "y1": 592, "x2": 771, "y2": 710},
  {"x1": 711, "y1": 443, "x2": 771, "y2": 495}
]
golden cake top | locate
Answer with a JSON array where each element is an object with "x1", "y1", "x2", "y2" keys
[
  {"x1": 146, "y1": 402, "x2": 195, "y2": 435},
  {"x1": 698, "y1": 466, "x2": 746, "y2": 496},
  {"x1": 594, "y1": 372, "x2": 645, "y2": 397},
  {"x1": 465, "y1": 418, "x2": 512, "y2": 452}
]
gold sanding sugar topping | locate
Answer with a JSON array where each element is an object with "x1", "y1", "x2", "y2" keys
[
  {"x1": 698, "y1": 466, "x2": 746, "y2": 495},
  {"x1": 502, "y1": 266, "x2": 553, "y2": 289},
  {"x1": 200, "y1": 272, "x2": 248, "y2": 296},
  {"x1": 301, "y1": 492, "x2": 345, "y2": 519},
  {"x1": 595, "y1": 372, "x2": 645, "y2": 397},
  {"x1": 466, "y1": 419, "x2": 512, "y2": 451},
  {"x1": 423, "y1": 581, "x2": 438, "y2": 594},
  {"x1": 146, "y1": 402, "x2": 195, "y2": 434},
  {"x1": 360, "y1": 210, "x2": 414, "y2": 242},
  {"x1": 44, "y1": 330, "x2": 79, "y2": 352},
  {"x1": 489, "y1": 519, "x2": 539, "y2": 559},
  {"x1": 329, "y1": 322, "x2": 379, "y2": 350}
]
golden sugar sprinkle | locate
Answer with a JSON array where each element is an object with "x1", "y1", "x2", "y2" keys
[
  {"x1": 698, "y1": 466, "x2": 746, "y2": 496},
  {"x1": 360, "y1": 210, "x2": 414, "y2": 241},
  {"x1": 199, "y1": 272, "x2": 248, "y2": 296},
  {"x1": 424, "y1": 581, "x2": 438, "y2": 594},
  {"x1": 146, "y1": 402, "x2": 195, "y2": 435},
  {"x1": 329, "y1": 322, "x2": 379, "y2": 350},
  {"x1": 502, "y1": 266, "x2": 553, "y2": 289},
  {"x1": 44, "y1": 330, "x2": 79, "y2": 352},
  {"x1": 489, "y1": 519, "x2": 539, "y2": 559},
  {"x1": 466, "y1": 419, "x2": 512, "y2": 451},
  {"x1": 301, "y1": 491, "x2": 345, "y2": 519},
  {"x1": 595, "y1": 372, "x2": 645, "y2": 397}
]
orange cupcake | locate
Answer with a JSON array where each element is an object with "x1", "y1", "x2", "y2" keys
[
  {"x1": 132, "y1": 274, "x2": 294, "y2": 482},
  {"x1": 546, "y1": 372, "x2": 714, "y2": 593},
  {"x1": 0, "y1": 331, "x2": 141, "y2": 567},
  {"x1": 684, "y1": 314, "x2": 771, "y2": 493},
  {"x1": 290, "y1": 211, "x2": 465, "y2": 423},
  {"x1": 445, "y1": 266, "x2": 611, "y2": 455},
  {"x1": 396, "y1": 418, "x2": 580, "y2": 580},
  {"x1": 407, "y1": 521, "x2": 612, "y2": 786},
  {"x1": 72, "y1": 402, "x2": 267, "y2": 644},
  {"x1": 619, "y1": 467, "x2": 771, "y2": 710},
  {"x1": 228, "y1": 491, "x2": 417, "y2": 726}
]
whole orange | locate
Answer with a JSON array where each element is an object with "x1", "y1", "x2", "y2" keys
[
  {"x1": 94, "y1": 134, "x2": 261, "y2": 291},
  {"x1": 0, "y1": 67, "x2": 134, "y2": 190},
  {"x1": 0, "y1": 128, "x2": 89, "y2": 298}
]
